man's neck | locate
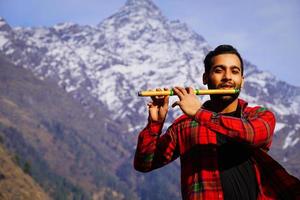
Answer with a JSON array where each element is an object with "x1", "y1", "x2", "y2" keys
[{"x1": 210, "y1": 98, "x2": 239, "y2": 114}]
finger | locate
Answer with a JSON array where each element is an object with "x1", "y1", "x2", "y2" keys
[
  {"x1": 155, "y1": 88, "x2": 164, "y2": 99},
  {"x1": 150, "y1": 88, "x2": 162, "y2": 101},
  {"x1": 186, "y1": 86, "x2": 194, "y2": 94},
  {"x1": 150, "y1": 89, "x2": 156, "y2": 101},
  {"x1": 176, "y1": 86, "x2": 188, "y2": 95},
  {"x1": 147, "y1": 102, "x2": 154, "y2": 108},
  {"x1": 163, "y1": 88, "x2": 170, "y2": 105},
  {"x1": 173, "y1": 87, "x2": 184, "y2": 100},
  {"x1": 172, "y1": 101, "x2": 180, "y2": 108}
]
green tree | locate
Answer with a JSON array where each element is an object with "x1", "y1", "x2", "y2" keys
[
  {"x1": 23, "y1": 161, "x2": 31, "y2": 175},
  {"x1": 0, "y1": 135, "x2": 4, "y2": 144}
]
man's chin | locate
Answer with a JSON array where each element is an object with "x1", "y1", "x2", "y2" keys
[
  {"x1": 207, "y1": 84, "x2": 241, "y2": 102},
  {"x1": 219, "y1": 95, "x2": 234, "y2": 101},
  {"x1": 210, "y1": 93, "x2": 239, "y2": 103}
]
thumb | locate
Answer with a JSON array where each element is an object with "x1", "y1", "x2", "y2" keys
[{"x1": 147, "y1": 102, "x2": 154, "y2": 108}]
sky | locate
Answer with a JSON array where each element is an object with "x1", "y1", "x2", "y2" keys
[{"x1": 0, "y1": 0, "x2": 300, "y2": 86}]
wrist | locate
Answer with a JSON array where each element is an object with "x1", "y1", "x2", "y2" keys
[
  {"x1": 148, "y1": 116, "x2": 165, "y2": 124},
  {"x1": 187, "y1": 105, "x2": 202, "y2": 117},
  {"x1": 147, "y1": 119, "x2": 164, "y2": 135}
]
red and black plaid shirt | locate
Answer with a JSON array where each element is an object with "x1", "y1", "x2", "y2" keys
[{"x1": 134, "y1": 99, "x2": 300, "y2": 199}]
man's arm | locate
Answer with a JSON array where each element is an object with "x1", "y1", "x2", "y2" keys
[
  {"x1": 134, "y1": 121, "x2": 179, "y2": 172},
  {"x1": 194, "y1": 107, "x2": 276, "y2": 149},
  {"x1": 134, "y1": 88, "x2": 179, "y2": 172},
  {"x1": 170, "y1": 86, "x2": 275, "y2": 149}
]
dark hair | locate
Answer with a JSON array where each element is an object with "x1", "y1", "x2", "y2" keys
[{"x1": 204, "y1": 44, "x2": 244, "y2": 75}]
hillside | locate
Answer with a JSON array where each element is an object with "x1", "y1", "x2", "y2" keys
[
  {"x1": 0, "y1": 55, "x2": 139, "y2": 199},
  {"x1": 0, "y1": 143, "x2": 51, "y2": 200}
]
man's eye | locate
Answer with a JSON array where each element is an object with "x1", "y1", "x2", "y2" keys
[
  {"x1": 214, "y1": 68, "x2": 222, "y2": 73},
  {"x1": 232, "y1": 70, "x2": 240, "y2": 74}
]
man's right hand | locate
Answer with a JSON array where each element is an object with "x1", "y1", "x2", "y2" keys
[{"x1": 147, "y1": 88, "x2": 169, "y2": 123}]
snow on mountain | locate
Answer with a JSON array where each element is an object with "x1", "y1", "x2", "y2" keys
[
  {"x1": 0, "y1": 0, "x2": 299, "y2": 176},
  {"x1": 283, "y1": 131, "x2": 299, "y2": 149},
  {"x1": 0, "y1": 18, "x2": 13, "y2": 50}
]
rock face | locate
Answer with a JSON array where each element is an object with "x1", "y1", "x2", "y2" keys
[{"x1": 0, "y1": 0, "x2": 299, "y2": 199}]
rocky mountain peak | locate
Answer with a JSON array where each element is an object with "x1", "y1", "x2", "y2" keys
[
  {"x1": 0, "y1": 17, "x2": 12, "y2": 32},
  {"x1": 53, "y1": 22, "x2": 78, "y2": 32},
  {"x1": 125, "y1": 0, "x2": 159, "y2": 9},
  {"x1": 121, "y1": 0, "x2": 163, "y2": 19}
]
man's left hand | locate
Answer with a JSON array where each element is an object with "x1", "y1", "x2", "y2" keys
[{"x1": 172, "y1": 86, "x2": 202, "y2": 117}]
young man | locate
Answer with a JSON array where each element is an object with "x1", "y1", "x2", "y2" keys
[{"x1": 134, "y1": 45, "x2": 300, "y2": 199}]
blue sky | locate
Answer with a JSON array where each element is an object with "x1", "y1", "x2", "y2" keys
[{"x1": 1, "y1": 0, "x2": 299, "y2": 86}]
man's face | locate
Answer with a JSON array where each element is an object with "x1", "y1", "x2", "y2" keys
[{"x1": 203, "y1": 53, "x2": 244, "y2": 101}]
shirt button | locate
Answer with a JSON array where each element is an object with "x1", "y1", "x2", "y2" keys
[{"x1": 218, "y1": 194, "x2": 222, "y2": 199}]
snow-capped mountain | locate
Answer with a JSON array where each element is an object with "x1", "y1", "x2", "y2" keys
[{"x1": 0, "y1": 0, "x2": 299, "y2": 177}]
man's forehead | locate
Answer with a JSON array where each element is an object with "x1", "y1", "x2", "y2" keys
[{"x1": 211, "y1": 53, "x2": 242, "y2": 67}]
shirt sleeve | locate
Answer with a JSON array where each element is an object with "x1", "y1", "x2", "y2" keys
[
  {"x1": 193, "y1": 107, "x2": 276, "y2": 149},
  {"x1": 134, "y1": 120, "x2": 179, "y2": 172}
]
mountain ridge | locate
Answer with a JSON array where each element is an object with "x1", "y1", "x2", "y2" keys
[
  {"x1": 0, "y1": 0, "x2": 299, "y2": 176},
  {"x1": 0, "y1": 54, "x2": 142, "y2": 199}
]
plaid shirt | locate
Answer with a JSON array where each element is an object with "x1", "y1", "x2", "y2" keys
[{"x1": 134, "y1": 99, "x2": 300, "y2": 200}]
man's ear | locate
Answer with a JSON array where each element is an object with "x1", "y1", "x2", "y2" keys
[
  {"x1": 241, "y1": 76, "x2": 245, "y2": 88},
  {"x1": 203, "y1": 73, "x2": 208, "y2": 85}
]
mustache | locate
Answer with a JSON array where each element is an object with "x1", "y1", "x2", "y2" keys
[{"x1": 217, "y1": 82, "x2": 236, "y2": 88}]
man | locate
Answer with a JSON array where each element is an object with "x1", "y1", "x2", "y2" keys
[{"x1": 134, "y1": 45, "x2": 300, "y2": 199}]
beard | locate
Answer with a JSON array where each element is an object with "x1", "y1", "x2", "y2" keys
[{"x1": 207, "y1": 80, "x2": 241, "y2": 103}]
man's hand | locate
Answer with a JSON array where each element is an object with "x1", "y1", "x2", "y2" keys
[
  {"x1": 172, "y1": 86, "x2": 202, "y2": 117},
  {"x1": 148, "y1": 88, "x2": 169, "y2": 123}
]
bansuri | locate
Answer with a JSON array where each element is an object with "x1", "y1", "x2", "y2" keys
[{"x1": 138, "y1": 88, "x2": 239, "y2": 97}]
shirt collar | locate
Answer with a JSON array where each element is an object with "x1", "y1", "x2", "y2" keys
[{"x1": 202, "y1": 98, "x2": 248, "y2": 113}]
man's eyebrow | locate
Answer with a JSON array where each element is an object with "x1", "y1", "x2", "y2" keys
[
  {"x1": 211, "y1": 65, "x2": 241, "y2": 71},
  {"x1": 231, "y1": 66, "x2": 241, "y2": 70},
  {"x1": 212, "y1": 65, "x2": 241, "y2": 68},
  {"x1": 212, "y1": 64, "x2": 225, "y2": 68}
]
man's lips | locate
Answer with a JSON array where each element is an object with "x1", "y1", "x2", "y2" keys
[{"x1": 218, "y1": 84, "x2": 235, "y2": 89}]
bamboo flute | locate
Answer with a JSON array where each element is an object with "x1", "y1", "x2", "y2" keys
[{"x1": 138, "y1": 89, "x2": 239, "y2": 97}]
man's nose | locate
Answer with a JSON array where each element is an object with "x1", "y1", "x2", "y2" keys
[{"x1": 223, "y1": 70, "x2": 232, "y2": 80}]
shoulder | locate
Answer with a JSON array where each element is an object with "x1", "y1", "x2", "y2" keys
[
  {"x1": 241, "y1": 100, "x2": 275, "y2": 120},
  {"x1": 244, "y1": 105, "x2": 268, "y2": 113}
]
